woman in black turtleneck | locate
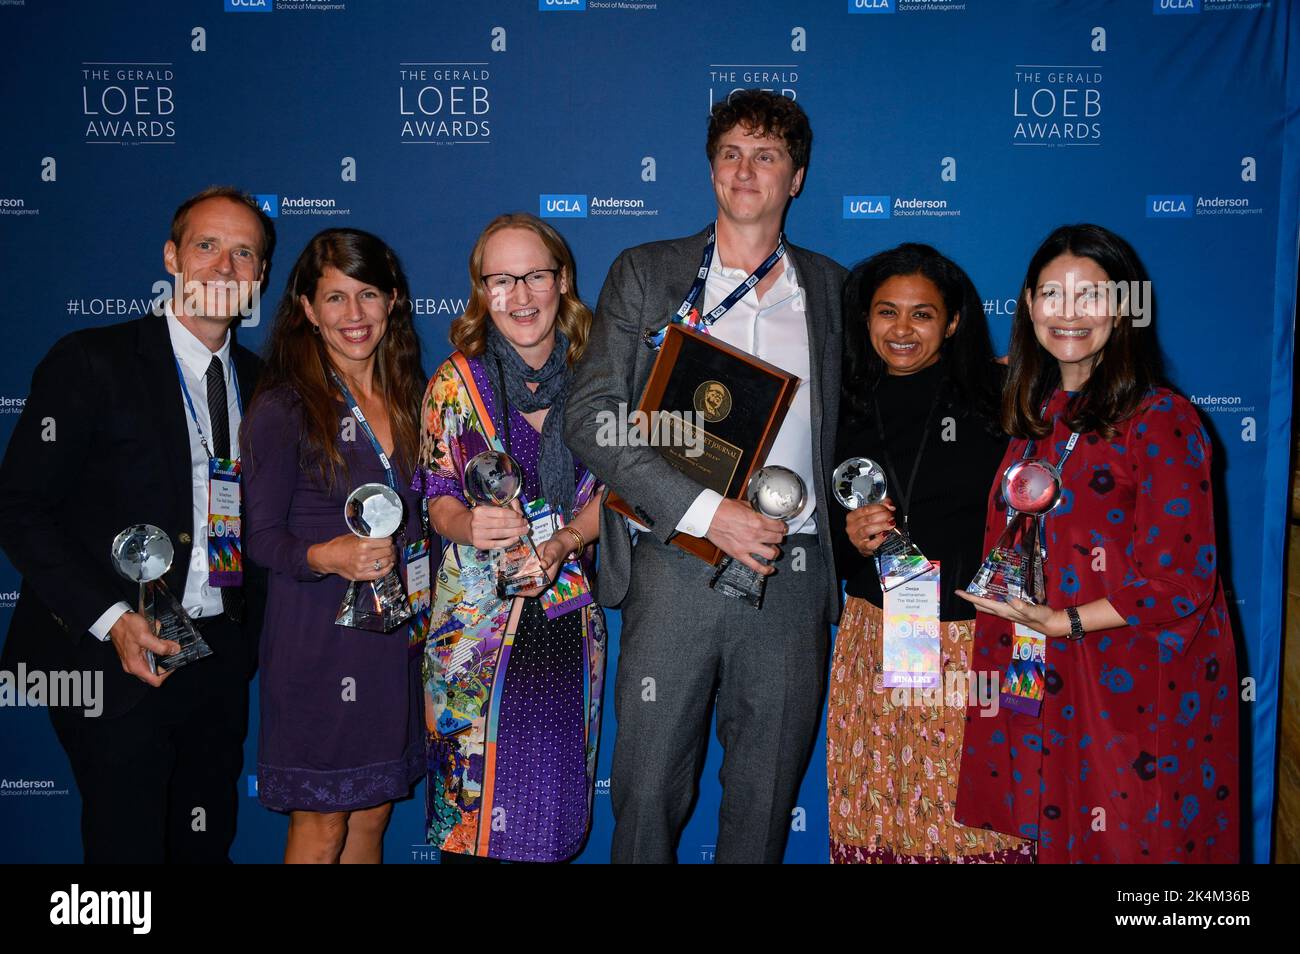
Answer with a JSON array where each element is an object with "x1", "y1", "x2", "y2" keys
[{"x1": 827, "y1": 244, "x2": 1032, "y2": 864}]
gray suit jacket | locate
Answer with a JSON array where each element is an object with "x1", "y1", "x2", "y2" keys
[{"x1": 565, "y1": 227, "x2": 846, "y2": 624}]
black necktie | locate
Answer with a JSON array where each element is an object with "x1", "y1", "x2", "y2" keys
[
  {"x1": 205, "y1": 355, "x2": 231, "y2": 460},
  {"x1": 205, "y1": 355, "x2": 242, "y2": 621}
]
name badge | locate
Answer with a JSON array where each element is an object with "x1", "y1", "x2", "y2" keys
[
  {"x1": 525, "y1": 498, "x2": 594, "y2": 619},
  {"x1": 525, "y1": 497, "x2": 559, "y2": 543},
  {"x1": 1000, "y1": 622, "x2": 1047, "y2": 717},
  {"x1": 207, "y1": 457, "x2": 243, "y2": 586},
  {"x1": 404, "y1": 536, "x2": 432, "y2": 655},
  {"x1": 882, "y1": 563, "x2": 941, "y2": 689}
]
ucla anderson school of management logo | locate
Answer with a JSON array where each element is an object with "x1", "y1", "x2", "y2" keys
[
  {"x1": 0, "y1": 197, "x2": 38, "y2": 218},
  {"x1": 540, "y1": 195, "x2": 588, "y2": 218},
  {"x1": 539, "y1": 194, "x2": 659, "y2": 219},
  {"x1": 842, "y1": 195, "x2": 960, "y2": 220},
  {"x1": 843, "y1": 196, "x2": 891, "y2": 219},
  {"x1": 848, "y1": 0, "x2": 967, "y2": 11},
  {"x1": 539, "y1": 0, "x2": 657, "y2": 11},
  {"x1": 1145, "y1": 194, "x2": 1262, "y2": 219},
  {"x1": 225, "y1": 0, "x2": 347, "y2": 11},
  {"x1": 253, "y1": 193, "x2": 352, "y2": 219},
  {"x1": 1152, "y1": 0, "x2": 1274, "y2": 12}
]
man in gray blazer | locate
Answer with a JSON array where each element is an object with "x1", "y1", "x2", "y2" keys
[{"x1": 565, "y1": 91, "x2": 844, "y2": 863}]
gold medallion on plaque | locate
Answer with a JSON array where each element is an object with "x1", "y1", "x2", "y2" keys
[{"x1": 693, "y1": 380, "x2": 732, "y2": 423}]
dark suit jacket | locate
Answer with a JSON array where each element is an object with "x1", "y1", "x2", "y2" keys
[
  {"x1": 0, "y1": 314, "x2": 266, "y2": 719},
  {"x1": 565, "y1": 227, "x2": 846, "y2": 624}
]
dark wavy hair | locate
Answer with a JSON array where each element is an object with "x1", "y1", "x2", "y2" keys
[
  {"x1": 706, "y1": 89, "x2": 812, "y2": 172},
  {"x1": 250, "y1": 228, "x2": 425, "y2": 488},
  {"x1": 841, "y1": 243, "x2": 1002, "y2": 433},
  {"x1": 1003, "y1": 224, "x2": 1164, "y2": 440}
]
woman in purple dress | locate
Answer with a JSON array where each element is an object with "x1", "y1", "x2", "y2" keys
[
  {"x1": 243, "y1": 228, "x2": 426, "y2": 863},
  {"x1": 417, "y1": 213, "x2": 606, "y2": 862}
]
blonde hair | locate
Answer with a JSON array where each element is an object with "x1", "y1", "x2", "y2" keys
[{"x1": 449, "y1": 212, "x2": 592, "y2": 366}]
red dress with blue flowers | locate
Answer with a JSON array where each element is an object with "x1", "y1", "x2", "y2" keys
[{"x1": 955, "y1": 387, "x2": 1240, "y2": 863}]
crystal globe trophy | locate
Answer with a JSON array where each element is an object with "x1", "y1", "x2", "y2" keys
[
  {"x1": 966, "y1": 458, "x2": 1062, "y2": 604},
  {"x1": 335, "y1": 483, "x2": 413, "y2": 631},
  {"x1": 463, "y1": 450, "x2": 548, "y2": 597},
  {"x1": 708, "y1": 465, "x2": 806, "y2": 608},
  {"x1": 832, "y1": 457, "x2": 934, "y2": 591},
  {"x1": 110, "y1": 524, "x2": 212, "y2": 674}
]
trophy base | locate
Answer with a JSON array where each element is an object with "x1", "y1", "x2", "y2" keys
[
  {"x1": 496, "y1": 537, "x2": 548, "y2": 598},
  {"x1": 150, "y1": 633, "x2": 214, "y2": 674},
  {"x1": 499, "y1": 575, "x2": 550, "y2": 598},
  {"x1": 336, "y1": 572, "x2": 414, "y2": 633},
  {"x1": 875, "y1": 529, "x2": 934, "y2": 592},
  {"x1": 145, "y1": 586, "x2": 213, "y2": 674},
  {"x1": 708, "y1": 556, "x2": 766, "y2": 608},
  {"x1": 965, "y1": 547, "x2": 1044, "y2": 604}
]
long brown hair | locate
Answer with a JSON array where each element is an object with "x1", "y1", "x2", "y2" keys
[
  {"x1": 449, "y1": 212, "x2": 592, "y2": 367},
  {"x1": 251, "y1": 228, "x2": 425, "y2": 488},
  {"x1": 1003, "y1": 224, "x2": 1164, "y2": 440}
]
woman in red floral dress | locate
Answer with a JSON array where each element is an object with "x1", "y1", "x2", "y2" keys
[{"x1": 955, "y1": 224, "x2": 1240, "y2": 863}]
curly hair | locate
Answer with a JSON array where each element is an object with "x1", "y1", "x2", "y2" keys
[{"x1": 706, "y1": 89, "x2": 812, "y2": 172}]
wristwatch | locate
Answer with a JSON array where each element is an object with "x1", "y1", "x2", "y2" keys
[{"x1": 1066, "y1": 606, "x2": 1085, "y2": 640}]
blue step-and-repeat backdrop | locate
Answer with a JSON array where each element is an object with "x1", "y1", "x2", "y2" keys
[{"x1": 1, "y1": 0, "x2": 1296, "y2": 863}]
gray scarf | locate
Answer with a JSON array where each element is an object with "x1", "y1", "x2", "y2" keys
[{"x1": 484, "y1": 323, "x2": 576, "y2": 520}]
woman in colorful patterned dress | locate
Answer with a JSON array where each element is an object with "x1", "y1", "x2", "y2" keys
[
  {"x1": 828, "y1": 243, "x2": 1032, "y2": 863},
  {"x1": 416, "y1": 213, "x2": 605, "y2": 862},
  {"x1": 955, "y1": 224, "x2": 1240, "y2": 863}
]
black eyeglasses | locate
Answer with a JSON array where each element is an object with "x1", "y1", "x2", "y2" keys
[{"x1": 480, "y1": 268, "x2": 560, "y2": 294}]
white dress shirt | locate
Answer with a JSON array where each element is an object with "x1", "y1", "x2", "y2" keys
[
  {"x1": 88, "y1": 304, "x2": 241, "y2": 640},
  {"x1": 673, "y1": 251, "x2": 819, "y2": 538}
]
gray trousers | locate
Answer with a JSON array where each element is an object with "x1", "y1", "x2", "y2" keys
[{"x1": 609, "y1": 533, "x2": 830, "y2": 863}]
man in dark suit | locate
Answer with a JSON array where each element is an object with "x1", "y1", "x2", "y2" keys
[
  {"x1": 0, "y1": 187, "x2": 272, "y2": 862},
  {"x1": 565, "y1": 91, "x2": 845, "y2": 862}
]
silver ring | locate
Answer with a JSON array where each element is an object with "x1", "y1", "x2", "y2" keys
[{"x1": 372, "y1": 559, "x2": 381, "y2": 571}]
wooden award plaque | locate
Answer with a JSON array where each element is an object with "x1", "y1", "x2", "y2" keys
[{"x1": 606, "y1": 324, "x2": 799, "y2": 565}]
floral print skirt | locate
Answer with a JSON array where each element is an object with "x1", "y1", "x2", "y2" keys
[{"x1": 827, "y1": 596, "x2": 1035, "y2": 864}]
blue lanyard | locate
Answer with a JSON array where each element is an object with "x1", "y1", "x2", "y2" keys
[
  {"x1": 641, "y1": 222, "x2": 787, "y2": 350},
  {"x1": 1021, "y1": 428, "x2": 1081, "y2": 471},
  {"x1": 1024, "y1": 397, "x2": 1086, "y2": 467},
  {"x1": 329, "y1": 369, "x2": 397, "y2": 492},
  {"x1": 173, "y1": 354, "x2": 242, "y2": 460}
]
